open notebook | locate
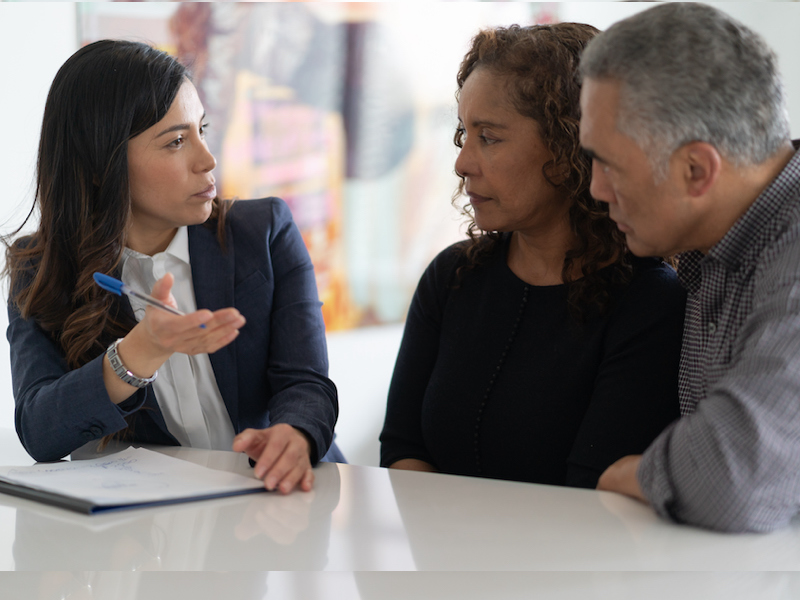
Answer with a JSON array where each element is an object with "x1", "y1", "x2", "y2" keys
[{"x1": 0, "y1": 447, "x2": 266, "y2": 514}]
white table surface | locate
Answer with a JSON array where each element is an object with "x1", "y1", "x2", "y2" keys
[{"x1": 2, "y1": 428, "x2": 800, "y2": 599}]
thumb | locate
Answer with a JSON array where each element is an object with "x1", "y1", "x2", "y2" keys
[
  {"x1": 232, "y1": 429, "x2": 257, "y2": 452},
  {"x1": 150, "y1": 272, "x2": 175, "y2": 302}
]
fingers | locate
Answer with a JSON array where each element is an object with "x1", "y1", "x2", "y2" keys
[
  {"x1": 162, "y1": 308, "x2": 244, "y2": 355},
  {"x1": 144, "y1": 309, "x2": 244, "y2": 355},
  {"x1": 141, "y1": 272, "x2": 246, "y2": 355},
  {"x1": 231, "y1": 428, "x2": 261, "y2": 455},
  {"x1": 300, "y1": 468, "x2": 315, "y2": 492},
  {"x1": 233, "y1": 425, "x2": 314, "y2": 494},
  {"x1": 194, "y1": 309, "x2": 246, "y2": 351},
  {"x1": 596, "y1": 455, "x2": 646, "y2": 502}
]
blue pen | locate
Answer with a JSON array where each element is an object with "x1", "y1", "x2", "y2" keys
[{"x1": 93, "y1": 272, "x2": 205, "y2": 328}]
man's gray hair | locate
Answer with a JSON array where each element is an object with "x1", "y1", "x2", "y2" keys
[{"x1": 580, "y1": 3, "x2": 790, "y2": 179}]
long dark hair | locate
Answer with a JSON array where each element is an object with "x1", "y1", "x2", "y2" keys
[
  {"x1": 4, "y1": 39, "x2": 229, "y2": 368},
  {"x1": 454, "y1": 24, "x2": 631, "y2": 319}
]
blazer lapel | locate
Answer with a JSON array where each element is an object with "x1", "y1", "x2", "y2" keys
[{"x1": 188, "y1": 223, "x2": 240, "y2": 429}]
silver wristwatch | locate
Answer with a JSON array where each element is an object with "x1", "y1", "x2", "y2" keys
[{"x1": 106, "y1": 338, "x2": 158, "y2": 388}]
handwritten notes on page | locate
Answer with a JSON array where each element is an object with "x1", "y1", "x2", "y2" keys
[{"x1": 0, "y1": 447, "x2": 265, "y2": 514}]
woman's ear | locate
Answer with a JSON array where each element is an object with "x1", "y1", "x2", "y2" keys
[{"x1": 544, "y1": 158, "x2": 572, "y2": 188}]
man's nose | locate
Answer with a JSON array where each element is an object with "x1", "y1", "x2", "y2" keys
[{"x1": 589, "y1": 160, "x2": 615, "y2": 204}]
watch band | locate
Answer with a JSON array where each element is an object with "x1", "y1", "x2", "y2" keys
[{"x1": 106, "y1": 338, "x2": 158, "y2": 388}]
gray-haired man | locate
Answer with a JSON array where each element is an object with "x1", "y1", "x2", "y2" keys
[{"x1": 579, "y1": 2, "x2": 800, "y2": 532}]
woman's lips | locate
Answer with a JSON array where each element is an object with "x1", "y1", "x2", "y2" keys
[
  {"x1": 612, "y1": 219, "x2": 631, "y2": 233},
  {"x1": 468, "y1": 192, "x2": 491, "y2": 205},
  {"x1": 194, "y1": 184, "x2": 217, "y2": 199}
]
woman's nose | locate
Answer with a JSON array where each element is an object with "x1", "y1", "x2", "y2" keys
[
  {"x1": 455, "y1": 142, "x2": 477, "y2": 179},
  {"x1": 196, "y1": 142, "x2": 217, "y2": 173}
]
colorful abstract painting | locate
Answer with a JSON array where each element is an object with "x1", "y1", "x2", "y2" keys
[{"x1": 79, "y1": 2, "x2": 556, "y2": 330}]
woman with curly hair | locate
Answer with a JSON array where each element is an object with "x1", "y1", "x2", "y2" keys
[
  {"x1": 5, "y1": 40, "x2": 342, "y2": 494},
  {"x1": 379, "y1": 23, "x2": 685, "y2": 488}
]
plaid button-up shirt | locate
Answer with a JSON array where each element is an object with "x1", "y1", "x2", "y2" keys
[{"x1": 638, "y1": 145, "x2": 800, "y2": 532}]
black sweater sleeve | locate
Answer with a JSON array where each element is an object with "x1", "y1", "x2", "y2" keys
[
  {"x1": 565, "y1": 260, "x2": 685, "y2": 488},
  {"x1": 379, "y1": 245, "x2": 462, "y2": 468}
]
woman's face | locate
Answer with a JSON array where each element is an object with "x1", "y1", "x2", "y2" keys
[
  {"x1": 127, "y1": 80, "x2": 216, "y2": 254},
  {"x1": 455, "y1": 68, "x2": 568, "y2": 235}
]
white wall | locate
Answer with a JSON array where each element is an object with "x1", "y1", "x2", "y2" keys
[
  {"x1": 326, "y1": 324, "x2": 404, "y2": 466},
  {"x1": 560, "y1": 2, "x2": 800, "y2": 141},
  {"x1": 2, "y1": 2, "x2": 800, "y2": 467},
  {"x1": 0, "y1": 3, "x2": 78, "y2": 433}
]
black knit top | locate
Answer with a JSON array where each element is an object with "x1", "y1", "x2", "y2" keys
[{"x1": 380, "y1": 236, "x2": 686, "y2": 488}]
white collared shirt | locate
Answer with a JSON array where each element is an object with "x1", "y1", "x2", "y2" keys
[{"x1": 121, "y1": 227, "x2": 235, "y2": 450}]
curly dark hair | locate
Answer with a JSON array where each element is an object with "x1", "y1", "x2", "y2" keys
[{"x1": 453, "y1": 23, "x2": 631, "y2": 320}]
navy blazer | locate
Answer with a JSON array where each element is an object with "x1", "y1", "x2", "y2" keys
[{"x1": 9, "y1": 198, "x2": 340, "y2": 464}]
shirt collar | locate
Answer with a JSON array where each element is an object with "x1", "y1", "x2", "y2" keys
[
  {"x1": 123, "y1": 226, "x2": 191, "y2": 266},
  {"x1": 678, "y1": 144, "x2": 800, "y2": 289},
  {"x1": 707, "y1": 147, "x2": 800, "y2": 274}
]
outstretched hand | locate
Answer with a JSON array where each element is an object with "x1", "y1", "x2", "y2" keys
[
  {"x1": 142, "y1": 272, "x2": 246, "y2": 356},
  {"x1": 104, "y1": 272, "x2": 247, "y2": 404},
  {"x1": 233, "y1": 424, "x2": 315, "y2": 494}
]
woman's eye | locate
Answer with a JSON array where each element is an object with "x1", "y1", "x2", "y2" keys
[
  {"x1": 479, "y1": 135, "x2": 498, "y2": 145},
  {"x1": 453, "y1": 127, "x2": 465, "y2": 148},
  {"x1": 169, "y1": 136, "x2": 185, "y2": 148},
  {"x1": 199, "y1": 122, "x2": 210, "y2": 137}
]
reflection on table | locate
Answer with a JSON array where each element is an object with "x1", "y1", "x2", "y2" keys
[
  {"x1": 5, "y1": 440, "x2": 339, "y2": 571},
  {"x1": 3, "y1": 572, "x2": 800, "y2": 600},
  {"x1": 2, "y1": 428, "x2": 800, "y2": 577}
]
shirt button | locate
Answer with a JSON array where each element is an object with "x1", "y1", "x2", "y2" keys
[{"x1": 708, "y1": 322, "x2": 717, "y2": 335}]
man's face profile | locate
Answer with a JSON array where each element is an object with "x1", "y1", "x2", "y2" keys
[{"x1": 579, "y1": 78, "x2": 689, "y2": 258}]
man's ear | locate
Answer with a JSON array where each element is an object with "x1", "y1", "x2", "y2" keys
[{"x1": 681, "y1": 142, "x2": 721, "y2": 197}]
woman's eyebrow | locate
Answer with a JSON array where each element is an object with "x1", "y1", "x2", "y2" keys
[
  {"x1": 155, "y1": 113, "x2": 207, "y2": 138},
  {"x1": 155, "y1": 123, "x2": 190, "y2": 138},
  {"x1": 457, "y1": 117, "x2": 509, "y2": 130}
]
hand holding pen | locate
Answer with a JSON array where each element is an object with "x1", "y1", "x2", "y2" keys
[
  {"x1": 94, "y1": 271, "x2": 246, "y2": 405},
  {"x1": 93, "y1": 271, "x2": 246, "y2": 355}
]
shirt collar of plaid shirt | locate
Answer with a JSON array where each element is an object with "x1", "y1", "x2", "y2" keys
[{"x1": 677, "y1": 142, "x2": 800, "y2": 293}]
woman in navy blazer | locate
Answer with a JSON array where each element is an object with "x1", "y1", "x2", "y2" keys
[{"x1": 4, "y1": 40, "x2": 341, "y2": 494}]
